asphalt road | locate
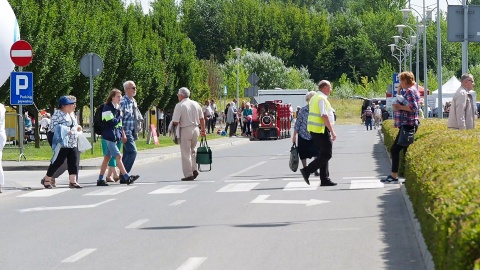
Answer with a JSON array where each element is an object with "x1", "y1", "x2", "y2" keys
[{"x1": 0, "y1": 125, "x2": 424, "y2": 270}]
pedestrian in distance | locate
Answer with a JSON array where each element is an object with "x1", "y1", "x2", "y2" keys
[
  {"x1": 0, "y1": 103, "x2": 6, "y2": 193},
  {"x1": 203, "y1": 100, "x2": 214, "y2": 134},
  {"x1": 172, "y1": 87, "x2": 206, "y2": 181},
  {"x1": 97, "y1": 89, "x2": 137, "y2": 186},
  {"x1": 242, "y1": 102, "x2": 253, "y2": 136},
  {"x1": 299, "y1": 80, "x2": 337, "y2": 187},
  {"x1": 41, "y1": 96, "x2": 83, "y2": 189},
  {"x1": 292, "y1": 91, "x2": 320, "y2": 176},
  {"x1": 382, "y1": 71, "x2": 420, "y2": 183},
  {"x1": 120, "y1": 80, "x2": 141, "y2": 180},
  {"x1": 362, "y1": 106, "x2": 373, "y2": 131},
  {"x1": 374, "y1": 105, "x2": 382, "y2": 129},
  {"x1": 447, "y1": 73, "x2": 476, "y2": 130}
]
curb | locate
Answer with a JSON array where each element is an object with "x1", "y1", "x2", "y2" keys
[
  {"x1": 2, "y1": 138, "x2": 252, "y2": 171},
  {"x1": 377, "y1": 128, "x2": 434, "y2": 270}
]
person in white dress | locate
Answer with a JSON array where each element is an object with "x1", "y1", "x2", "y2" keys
[{"x1": 0, "y1": 103, "x2": 6, "y2": 193}]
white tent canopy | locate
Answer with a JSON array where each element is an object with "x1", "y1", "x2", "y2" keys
[
  {"x1": 428, "y1": 76, "x2": 476, "y2": 109},
  {"x1": 432, "y1": 76, "x2": 460, "y2": 94}
]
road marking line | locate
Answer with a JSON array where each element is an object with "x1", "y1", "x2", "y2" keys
[
  {"x1": 216, "y1": 183, "x2": 259, "y2": 192},
  {"x1": 329, "y1": 228, "x2": 361, "y2": 231},
  {"x1": 17, "y1": 189, "x2": 70, "y2": 197},
  {"x1": 177, "y1": 257, "x2": 207, "y2": 270},
  {"x1": 61, "y1": 248, "x2": 96, "y2": 263},
  {"x1": 251, "y1": 195, "x2": 329, "y2": 206},
  {"x1": 84, "y1": 186, "x2": 137, "y2": 196},
  {"x1": 343, "y1": 176, "x2": 381, "y2": 180},
  {"x1": 282, "y1": 178, "x2": 305, "y2": 181},
  {"x1": 133, "y1": 182, "x2": 156, "y2": 185},
  {"x1": 125, "y1": 219, "x2": 150, "y2": 229},
  {"x1": 149, "y1": 185, "x2": 196, "y2": 194},
  {"x1": 349, "y1": 180, "x2": 384, "y2": 189},
  {"x1": 19, "y1": 199, "x2": 116, "y2": 213},
  {"x1": 224, "y1": 179, "x2": 269, "y2": 182},
  {"x1": 169, "y1": 200, "x2": 186, "y2": 206},
  {"x1": 283, "y1": 182, "x2": 318, "y2": 191},
  {"x1": 228, "y1": 161, "x2": 266, "y2": 177}
]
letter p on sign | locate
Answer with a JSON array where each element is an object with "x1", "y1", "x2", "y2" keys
[{"x1": 16, "y1": 74, "x2": 28, "y2": 95}]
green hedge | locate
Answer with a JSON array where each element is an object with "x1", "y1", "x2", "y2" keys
[{"x1": 382, "y1": 119, "x2": 480, "y2": 270}]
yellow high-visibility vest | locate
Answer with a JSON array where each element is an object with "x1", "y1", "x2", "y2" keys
[{"x1": 307, "y1": 94, "x2": 332, "y2": 133}]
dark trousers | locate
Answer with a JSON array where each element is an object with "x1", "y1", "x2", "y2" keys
[
  {"x1": 206, "y1": 118, "x2": 213, "y2": 133},
  {"x1": 47, "y1": 148, "x2": 78, "y2": 177},
  {"x1": 305, "y1": 130, "x2": 332, "y2": 181},
  {"x1": 390, "y1": 125, "x2": 416, "y2": 173}
]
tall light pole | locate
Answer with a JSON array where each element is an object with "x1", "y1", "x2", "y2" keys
[
  {"x1": 437, "y1": 0, "x2": 443, "y2": 118},
  {"x1": 396, "y1": 22, "x2": 423, "y2": 102},
  {"x1": 401, "y1": 4, "x2": 435, "y2": 118},
  {"x1": 233, "y1": 48, "x2": 242, "y2": 108}
]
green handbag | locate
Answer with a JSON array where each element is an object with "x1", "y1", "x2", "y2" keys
[{"x1": 196, "y1": 137, "x2": 212, "y2": 172}]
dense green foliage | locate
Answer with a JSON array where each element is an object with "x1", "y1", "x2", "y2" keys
[
  {"x1": 3, "y1": 0, "x2": 480, "y2": 117},
  {"x1": 382, "y1": 119, "x2": 480, "y2": 270}
]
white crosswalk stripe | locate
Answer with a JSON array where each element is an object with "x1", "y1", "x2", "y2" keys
[
  {"x1": 216, "y1": 183, "x2": 259, "y2": 192},
  {"x1": 149, "y1": 185, "x2": 197, "y2": 194},
  {"x1": 283, "y1": 181, "x2": 318, "y2": 191},
  {"x1": 349, "y1": 179, "x2": 384, "y2": 189},
  {"x1": 84, "y1": 186, "x2": 137, "y2": 196},
  {"x1": 17, "y1": 189, "x2": 70, "y2": 197}
]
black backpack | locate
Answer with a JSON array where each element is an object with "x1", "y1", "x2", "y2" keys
[{"x1": 93, "y1": 104, "x2": 105, "y2": 136}]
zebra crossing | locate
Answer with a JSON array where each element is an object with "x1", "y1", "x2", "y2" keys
[{"x1": 8, "y1": 176, "x2": 386, "y2": 198}]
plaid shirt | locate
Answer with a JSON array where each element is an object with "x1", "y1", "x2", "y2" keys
[
  {"x1": 394, "y1": 86, "x2": 420, "y2": 127},
  {"x1": 120, "y1": 96, "x2": 135, "y2": 134},
  {"x1": 294, "y1": 105, "x2": 311, "y2": 140}
]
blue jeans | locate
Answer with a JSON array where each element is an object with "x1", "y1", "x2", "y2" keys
[{"x1": 122, "y1": 133, "x2": 137, "y2": 173}]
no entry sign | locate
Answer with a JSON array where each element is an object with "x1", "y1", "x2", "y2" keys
[{"x1": 10, "y1": 40, "x2": 33, "y2": 67}]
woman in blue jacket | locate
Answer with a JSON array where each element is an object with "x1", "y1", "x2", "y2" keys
[{"x1": 96, "y1": 89, "x2": 136, "y2": 186}]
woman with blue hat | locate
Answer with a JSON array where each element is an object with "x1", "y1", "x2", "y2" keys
[{"x1": 41, "y1": 96, "x2": 83, "y2": 189}]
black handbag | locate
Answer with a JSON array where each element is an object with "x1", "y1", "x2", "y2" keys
[
  {"x1": 397, "y1": 125, "x2": 415, "y2": 147},
  {"x1": 289, "y1": 142, "x2": 299, "y2": 172},
  {"x1": 196, "y1": 137, "x2": 212, "y2": 172}
]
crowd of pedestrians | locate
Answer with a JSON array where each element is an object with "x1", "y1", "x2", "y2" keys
[{"x1": 35, "y1": 80, "x2": 142, "y2": 189}]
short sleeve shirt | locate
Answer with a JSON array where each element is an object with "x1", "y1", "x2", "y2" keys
[{"x1": 172, "y1": 98, "x2": 204, "y2": 128}]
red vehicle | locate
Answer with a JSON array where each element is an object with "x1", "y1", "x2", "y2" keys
[{"x1": 251, "y1": 100, "x2": 291, "y2": 140}]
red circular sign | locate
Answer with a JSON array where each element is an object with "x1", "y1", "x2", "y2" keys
[{"x1": 10, "y1": 40, "x2": 33, "y2": 67}]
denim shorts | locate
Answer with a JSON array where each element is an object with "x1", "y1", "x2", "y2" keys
[{"x1": 101, "y1": 139, "x2": 121, "y2": 158}]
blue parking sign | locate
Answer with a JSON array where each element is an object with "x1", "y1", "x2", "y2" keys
[
  {"x1": 10, "y1": 72, "x2": 33, "y2": 105},
  {"x1": 393, "y1": 73, "x2": 399, "y2": 84}
]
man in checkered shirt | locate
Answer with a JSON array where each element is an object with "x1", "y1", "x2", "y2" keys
[{"x1": 120, "y1": 80, "x2": 140, "y2": 183}]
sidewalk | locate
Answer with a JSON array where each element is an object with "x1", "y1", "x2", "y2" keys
[{"x1": 2, "y1": 136, "x2": 251, "y2": 171}]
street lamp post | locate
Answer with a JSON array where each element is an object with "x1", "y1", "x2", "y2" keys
[
  {"x1": 233, "y1": 48, "x2": 242, "y2": 109},
  {"x1": 396, "y1": 23, "x2": 423, "y2": 100},
  {"x1": 401, "y1": 4, "x2": 435, "y2": 118}
]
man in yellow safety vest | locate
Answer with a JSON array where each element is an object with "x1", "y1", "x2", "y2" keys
[{"x1": 300, "y1": 80, "x2": 337, "y2": 186}]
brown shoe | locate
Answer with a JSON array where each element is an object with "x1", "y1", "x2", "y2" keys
[
  {"x1": 113, "y1": 177, "x2": 120, "y2": 182},
  {"x1": 106, "y1": 177, "x2": 115, "y2": 182},
  {"x1": 193, "y1": 170, "x2": 199, "y2": 179},
  {"x1": 181, "y1": 175, "x2": 195, "y2": 181}
]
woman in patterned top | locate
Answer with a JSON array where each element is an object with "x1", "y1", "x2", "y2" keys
[
  {"x1": 382, "y1": 71, "x2": 420, "y2": 183},
  {"x1": 41, "y1": 96, "x2": 83, "y2": 189},
  {"x1": 292, "y1": 91, "x2": 319, "y2": 176}
]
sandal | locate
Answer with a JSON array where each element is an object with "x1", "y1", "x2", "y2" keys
[
  {"x1": 69, "y1": 182, "x2": 83, "y2": 189},
  {"x1": 42, "y1": 179, "x2": 53, "y2": 189},
  {"x1": 106, "y1": 177, "x2": 115, "y2": 183},
  {"x1": 51, "y1": 178, "x2": 56, "y2": 188},
  {"x1": 113, "y1": 177, "x2": 120, "y2": 182}
]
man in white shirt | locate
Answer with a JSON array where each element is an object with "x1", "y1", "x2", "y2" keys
[{"x1": 172, "y1": 87, "x2": 206, "y2": 181}]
